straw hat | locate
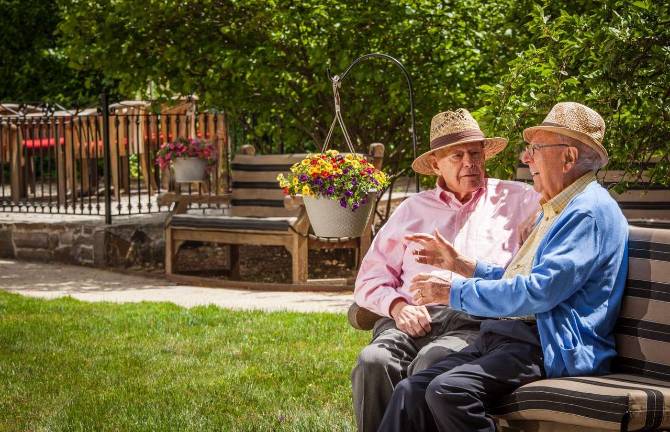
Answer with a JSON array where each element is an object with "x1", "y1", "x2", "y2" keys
[
  {"x1": 412, "y1": 109, "x2": 508, "y2": 175},
  {"x1": 523, "y1": 102, "x2": 608, "y2": 166}
]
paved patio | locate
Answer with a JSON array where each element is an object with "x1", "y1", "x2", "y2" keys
[{"x1": 0, "y1": 259, "x2": 353, "y2": 313}]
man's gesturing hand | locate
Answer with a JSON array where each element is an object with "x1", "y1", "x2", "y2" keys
[
  {"x1": 410, "y1": 273, "x2": 452, "y2": 306},
  {"x1": 405, "y1": 229, "x2": 476, "y2": 277},
  {"x1": 390, "y1": 301, "x2": 432, "y2": 337}
]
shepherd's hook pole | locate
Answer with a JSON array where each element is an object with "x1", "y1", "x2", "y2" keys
[{"x1": 327, "y1": 53, "x2": 419, "y2": 192}]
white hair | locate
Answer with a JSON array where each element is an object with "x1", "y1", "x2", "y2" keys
[{"x1": 558, "y1": 135, "x2": 602, "y2": 172}]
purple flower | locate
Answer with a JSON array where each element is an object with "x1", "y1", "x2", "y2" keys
[
  {"x1": 343, "y1": 168, "x2": 350, "y2": 174},
  {"x1": 345, "y1": 190, "x2": 353, "y2": 197},
  {"x1": 314, "y1": 178, "x2": 323, "y2": 186},
  {"x1": 351, "y1": 178, "x2": 357, "y2": 186},
  {"x1": 352, "y1": 203, "x2": 359, "y2": 210},
  {"x1": 339, "y1": 198, "x2": 347, "y2": 208},
  {"x1": 299, "y1": 174, "x2": 309, "y2": 182},
  {"x1": 326, "y1": 186, "x2": 335, "y2": 195}
]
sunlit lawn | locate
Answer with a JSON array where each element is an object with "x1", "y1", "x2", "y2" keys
[{"x1": 0, "y1": 291, "x2": 368, "y2": 431}]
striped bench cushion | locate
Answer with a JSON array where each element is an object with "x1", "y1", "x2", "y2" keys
[
  {"x1": 230, "y1": 153, "x2": 307, "y2": 218},
  {"x1": 492, "y1": 374, "x2": 670, "y2": 431},
  {"x1": 170, "y1": 214, "x2": 297, "y2": 232}
]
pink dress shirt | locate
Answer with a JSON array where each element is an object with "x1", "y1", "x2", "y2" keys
[{"x1": 354, "y1": 177, "x2": 541, "y2": 317}]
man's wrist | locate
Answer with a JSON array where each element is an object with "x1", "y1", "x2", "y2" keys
[
  {"x1": 455, "y1": 255, "x2": 476, "y2": 277},
  {"x1": 389, "y1": 298, "x2": 408, "y2": 319}
]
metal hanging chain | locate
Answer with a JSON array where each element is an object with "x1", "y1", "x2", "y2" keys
[{"x1": 321, "y1": 75, "x2": 357, "y2": 154}]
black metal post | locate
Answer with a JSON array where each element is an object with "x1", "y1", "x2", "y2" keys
[
  {"x1": 101, "y1": 91, "x2": 112, "y2": 224},
  {"x1": 327, "y1": 53, "x2": 420, "y2": 192}
]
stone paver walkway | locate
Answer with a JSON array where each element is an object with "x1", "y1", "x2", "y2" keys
[{"x1": 0, "y1": 259, "x2": 353, "y2": 313}]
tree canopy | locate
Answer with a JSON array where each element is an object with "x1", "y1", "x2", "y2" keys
[{"x1": 2, "y1": 0, "x2": 667, "y2": 184}]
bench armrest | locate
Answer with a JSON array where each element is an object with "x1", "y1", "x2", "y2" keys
[
  {"x1": 348, "y1": 302, "x2": 384, "y2": 331},
  {"x1": 283, "y1": 195, "x2": 304, "y2": 210}
]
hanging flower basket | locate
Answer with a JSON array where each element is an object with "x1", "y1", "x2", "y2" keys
[
  {"x1": 277, "y1": 150, "x2": 389, "y2": 238},
  {"x1": 303, "y1": 192, "x2": 375, "y2": 238},
  {"x1": 155, "y1": 137, "x2": 217, "y2": 183}
]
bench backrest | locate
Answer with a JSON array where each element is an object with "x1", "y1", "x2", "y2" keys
[
  {"x1": 230, "y1": 153, "x2": 307, "y2": 218},
  {"x1": 614, "y1": 225, "x2": 670, "y2": 380}
]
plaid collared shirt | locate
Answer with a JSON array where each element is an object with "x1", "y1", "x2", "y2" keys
[{"x1": 504, "y1": 171, "x2": 598, "y2": 279}]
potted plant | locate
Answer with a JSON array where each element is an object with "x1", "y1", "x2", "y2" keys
[
  {"x1": 155, "y1": 137, "x2": 217, "y2": 182},
  {"x1": 277, "y1": 149, "x2": 390, "y2": 237}
]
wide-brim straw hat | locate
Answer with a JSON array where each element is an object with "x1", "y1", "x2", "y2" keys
[
  {"x1": 412, "y1": 108, "x2": 508, "y2": 175},
  {"x1": 523, "y1": 102, "x2": 608, "y2": 166}
]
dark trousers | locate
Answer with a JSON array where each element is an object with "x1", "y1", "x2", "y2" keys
[{"x1": 377, "y1": 320, "x2": 545, "y2": 432}]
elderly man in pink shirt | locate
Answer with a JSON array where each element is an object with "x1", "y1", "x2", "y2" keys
[{"x1": 351, "y1": 108, "x2": 540, "y2": 432}]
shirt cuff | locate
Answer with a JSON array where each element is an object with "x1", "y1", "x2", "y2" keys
[
  {"x1": 450, "y1": 277, "x2": 465, "y2": 311},
  {"x1": 473, "y1": 260, "x2": 491, "y2": 278},
  {"x1": 380, "y1": 293, "x2": 407, "y2": 318}
]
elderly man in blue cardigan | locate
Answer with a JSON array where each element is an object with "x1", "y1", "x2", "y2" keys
[{"x1": 379, "y1": 102, "x2": 629, "y2": 432}]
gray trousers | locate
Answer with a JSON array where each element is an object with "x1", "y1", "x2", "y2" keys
[{"x1": 351, "y1": 305, "x2": 483, "y2": 432}]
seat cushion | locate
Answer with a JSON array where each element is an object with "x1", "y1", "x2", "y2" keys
[
  {"x1": 169, "y1": 214, "x2": 296, "y2": 232},
  {"x1": 491, "y1": 374, "x2": 670, "y2": 431}
]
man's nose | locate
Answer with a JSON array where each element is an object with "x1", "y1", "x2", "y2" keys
[
  {"x1": 520, "y1": 149, "x2": 531, "y2": 164},
  {"x1": 462, "y1": 153, "x2": 475, "y2": 167}
]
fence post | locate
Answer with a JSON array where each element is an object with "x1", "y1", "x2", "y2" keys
[{"x1": 101, "y1": 91, "x2": 112, "y2": 224}]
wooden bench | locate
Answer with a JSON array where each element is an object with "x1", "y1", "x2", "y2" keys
[
  {"x1": 349, "y1": 224, "x2": 670, "y2": 431},
  {"x1": 163, "y1": 143, "x2": 384, "y2": 291}
]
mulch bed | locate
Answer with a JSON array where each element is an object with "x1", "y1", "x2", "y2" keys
[{"x1": 174, "y1": 242, "x2": 358, "y2": 283}]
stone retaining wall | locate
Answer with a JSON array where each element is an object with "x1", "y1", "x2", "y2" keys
[{"x1": 0, "y1": 216, "x2": 167, "y2": 269}]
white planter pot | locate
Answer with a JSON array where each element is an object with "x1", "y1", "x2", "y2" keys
[
  {"x1": 173, "y1": 158, "x2": 207, "y2": 183},
  {"x1": 303, "y1": 193, "x2": 374, "y2": 238}
]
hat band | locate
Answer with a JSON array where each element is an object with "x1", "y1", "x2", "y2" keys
[
  {"x1": 541, "y1": 121, "x2": 565, "y2": 128},
  {"x1": 430, "y1": 129, "x2": 485, "y2": 150}
]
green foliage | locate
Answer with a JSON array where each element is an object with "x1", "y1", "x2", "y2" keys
[
  {"x1": 55, "y1": 0, "x2": 539, "y2": 163},
  {"x1": 477, "y1": 0, "x2": 670, "y2": 185},
  {"x1": 0, "y1": 291, "x2": 366, "y2": 431},
  {"x1": 5, "y1": 0, "x2": 667, "y2": 184},
  {"x1": 0, "y1": 0, "x2": 107, "y2": 105}
]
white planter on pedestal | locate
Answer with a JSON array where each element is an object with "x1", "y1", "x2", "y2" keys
[{"x1": 173, "y1": 158, "x2": 207, "y2": 183}]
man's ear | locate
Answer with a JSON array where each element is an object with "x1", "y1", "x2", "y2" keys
[
  {"x1": 428, "y1": 154, "x2": 441, "y2": 176},
  {"x1": 564, "y1": 146, "x2": 579, "y2": 171}
]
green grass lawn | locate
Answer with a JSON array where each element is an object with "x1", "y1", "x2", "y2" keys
[{"x1": 0, "y1": 291, "x2": 369, "y2": 431}]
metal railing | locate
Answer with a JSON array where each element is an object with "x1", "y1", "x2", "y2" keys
[{"x1": 0, "y1": 98, "x2": 229, "y2": 221}]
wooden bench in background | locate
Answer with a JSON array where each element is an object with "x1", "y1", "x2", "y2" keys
[{"x1": 162, "y1": 143, "x2": 384, "y2": 291}]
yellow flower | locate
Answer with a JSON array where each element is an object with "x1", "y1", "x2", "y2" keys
[
  {"x1": 345, "y1": 154, "x2": 354, "y2": 160},
  {"x1": 301, "y1": 159, "x2": 310, "y2": 166},
  {"x1": 302, "y1": 185, "x2": 311, "y2": 196},
  {"x1": 292, "y1": 177, "x2": 299, "y2": 185}
]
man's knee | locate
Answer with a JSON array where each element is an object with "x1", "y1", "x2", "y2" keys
[
  {"x1": 409, "y1": 346, "x2": 456, "y2": 375},
  {"x1": 358, "y1": 344, "x2": 394, "y2": 367},
  {"x1": 425, "y1": 375, "x2": 480, "y2": 412}
]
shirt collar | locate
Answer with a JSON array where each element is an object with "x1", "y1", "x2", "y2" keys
[
  {"x1": 435, "y1": 177, "x2": 486, "y2": 208},
  {"x1": 541, "y1": 171, "x2": 597, "y2": 216}
]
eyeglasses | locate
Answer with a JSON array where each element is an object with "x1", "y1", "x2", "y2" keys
[{"x1": 523, "y1": 144, "x2": 569, "y2": 158}]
